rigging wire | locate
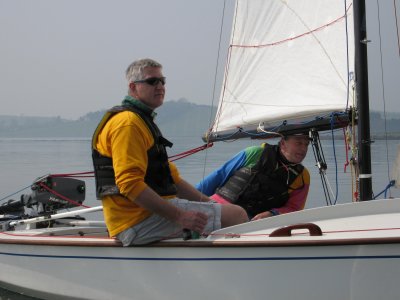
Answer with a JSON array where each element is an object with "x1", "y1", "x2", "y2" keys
[
  {"x1": 310, "y1": 130, "x2": 332, "y2": 206},
  {"x1": 376, "y1": 0, "x2": 392, "y2": 198},
  {"x1": 206, "y1": 0, "x2": 227, "y2": 133},
  {"x1": 394, "y1": 0, "x2": 400, "y2": 57},
  {"x1": 208, "y1": 0, "x2": 237, "y2": 138},
  {"x1": 0, "y1": 184, "x2": 33, "y2": 203},
  {"x1": 329, "y1": 117, "x2": 339, "y2": 205},
  {"x1": 199, "y1": 0, "x2": 228, "y2": 196}
]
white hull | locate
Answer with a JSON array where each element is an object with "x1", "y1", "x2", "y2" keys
[{"x1": 1, "y1": 198, "x2": 400, "y2": 300}]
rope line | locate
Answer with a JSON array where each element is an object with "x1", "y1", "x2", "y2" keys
[
  {"x1": 169, "y1": 143, "x2": 214, "y2": 162},
  {"x1": 0, "y1": 143, "x2": 213, "y2": 205},
  {"x1": 374, "y1": 180, "x2": 396, "y2": 199},
  {"x1": 51, "y1": 171, "x2": 95, "y2": 178}
]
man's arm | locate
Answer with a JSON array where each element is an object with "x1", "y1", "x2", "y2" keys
[
  {"x1": 195, "y1": 150, "x2": 248, "y2": 195},
  {"x1": 176, "y1": 179, "x2": 211, "y2": 202}
]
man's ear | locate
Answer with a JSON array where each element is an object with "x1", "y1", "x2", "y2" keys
[
  {"x1": 128, "y1": 82, "x2": 138, "y2": 97},
  {"x1": 279, "y1": 139, "x2": 287, "y2": 151}
]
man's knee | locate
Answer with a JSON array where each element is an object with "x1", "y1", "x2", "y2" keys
[
  {"x1": 234, "y1": 205, "x2": 249, "y2": 223},
  {"x1": 221, "y1": 204, "x2": 248, "y2": 227}
]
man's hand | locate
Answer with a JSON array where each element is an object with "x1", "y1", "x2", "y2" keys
[
  {"x1": 176, "y1": 210, "x2": 208, "y2": 233},
  {"x1": 134, "y1": 187, "x2": 209, "y2": 232},
  {"x1": 251, "y1": 211, "x2": 273, "y2": 221}
]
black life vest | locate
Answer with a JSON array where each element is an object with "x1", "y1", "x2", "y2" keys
[
  {"x1": 216, "y1": 144, "x2": 304, "y2": 216},
  {"x1": 91, "y1": 105, "x2": 177, "y2": 199}
]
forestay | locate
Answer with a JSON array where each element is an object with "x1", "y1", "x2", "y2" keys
[{"x1": 209, "y1": 0, "x2": 355, "y2": 138}]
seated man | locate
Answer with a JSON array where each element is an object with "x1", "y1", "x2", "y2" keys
[
  {"x1": 196, "y1": 134, "x2": 310, "y2": 220},
  {"x1": 92, "y1": 58, "x2": 248, "y2": 246}
]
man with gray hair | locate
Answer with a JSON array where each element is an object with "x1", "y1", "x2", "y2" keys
[{"x1": 92, "y1": 58, "x2": 248, "y2": 246}]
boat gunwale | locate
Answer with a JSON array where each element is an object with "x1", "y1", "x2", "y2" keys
[{"x1": 1, "y1": 236, "x2": 400, "y2": 247}]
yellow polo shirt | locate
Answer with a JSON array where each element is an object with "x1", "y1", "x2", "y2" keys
[{"x1": 95, "y1": 111, "x2": 182, "y2": 237}]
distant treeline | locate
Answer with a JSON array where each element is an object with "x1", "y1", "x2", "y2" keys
[
  {"x1": 0, "y1": 99, "x2": 216, "y2": 138},
  {"x1": 0, "y1": 100, "x2": 399, "y2": 139}
]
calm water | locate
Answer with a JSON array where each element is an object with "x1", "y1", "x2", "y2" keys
[{"x1": 0, "y1": 136, "x2": 399, "y2": 299}]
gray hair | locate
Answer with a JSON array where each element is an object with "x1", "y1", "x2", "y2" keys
[{"x1": 125, "y1": 58, "x2": 163, "y2": 83}]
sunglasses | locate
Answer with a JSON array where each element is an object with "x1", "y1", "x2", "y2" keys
[{"x1": 134, "y1": 77, "x2": 166, "y2": 86}]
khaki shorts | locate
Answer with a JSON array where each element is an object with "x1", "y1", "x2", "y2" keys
[{"x1": 117, "y1": 199, "x2": 222, "y2": 246}]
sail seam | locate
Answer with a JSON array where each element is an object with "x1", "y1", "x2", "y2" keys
[{"x1": 229, "y1": 4, "x2": 353, "y2": 48}]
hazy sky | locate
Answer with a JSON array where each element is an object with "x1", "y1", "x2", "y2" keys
[{"x1": 1, "y1": 0, "x2": 399, "y2": 119}]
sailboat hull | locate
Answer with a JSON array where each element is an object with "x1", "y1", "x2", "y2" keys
[{"x1": 1, "y1": 198, "x2": 400, "y2": 300}]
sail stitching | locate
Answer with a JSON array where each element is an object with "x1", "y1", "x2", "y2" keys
[{"x1": 230, "y1": 4, "x2": 353, "y2": 49}]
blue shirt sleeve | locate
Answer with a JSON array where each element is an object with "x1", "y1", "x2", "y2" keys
[{"x1": 195, "y1": 150, "x2": 247, "y2": 196}]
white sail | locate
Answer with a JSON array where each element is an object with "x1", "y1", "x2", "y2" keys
[{"x1": 210, "y1": 0, "x2": 355, "y2": 137}]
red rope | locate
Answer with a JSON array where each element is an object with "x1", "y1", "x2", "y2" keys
[
  {"x1": 43, "y1": 143, "x2": 214, "y2": 207},
  {"x1": 51, "y1": 171, "x2": 94, "y2": 177},
  {"x1": 169, "y1": 143, "x2": 214, "y2": 162},
  {"x1": 50, "y1": 143, "x2": 214, "y2": 178}
]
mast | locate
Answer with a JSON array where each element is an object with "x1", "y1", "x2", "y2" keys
[{"x1": 353, "y1": 0, "x2": 373, "y2": 200}]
